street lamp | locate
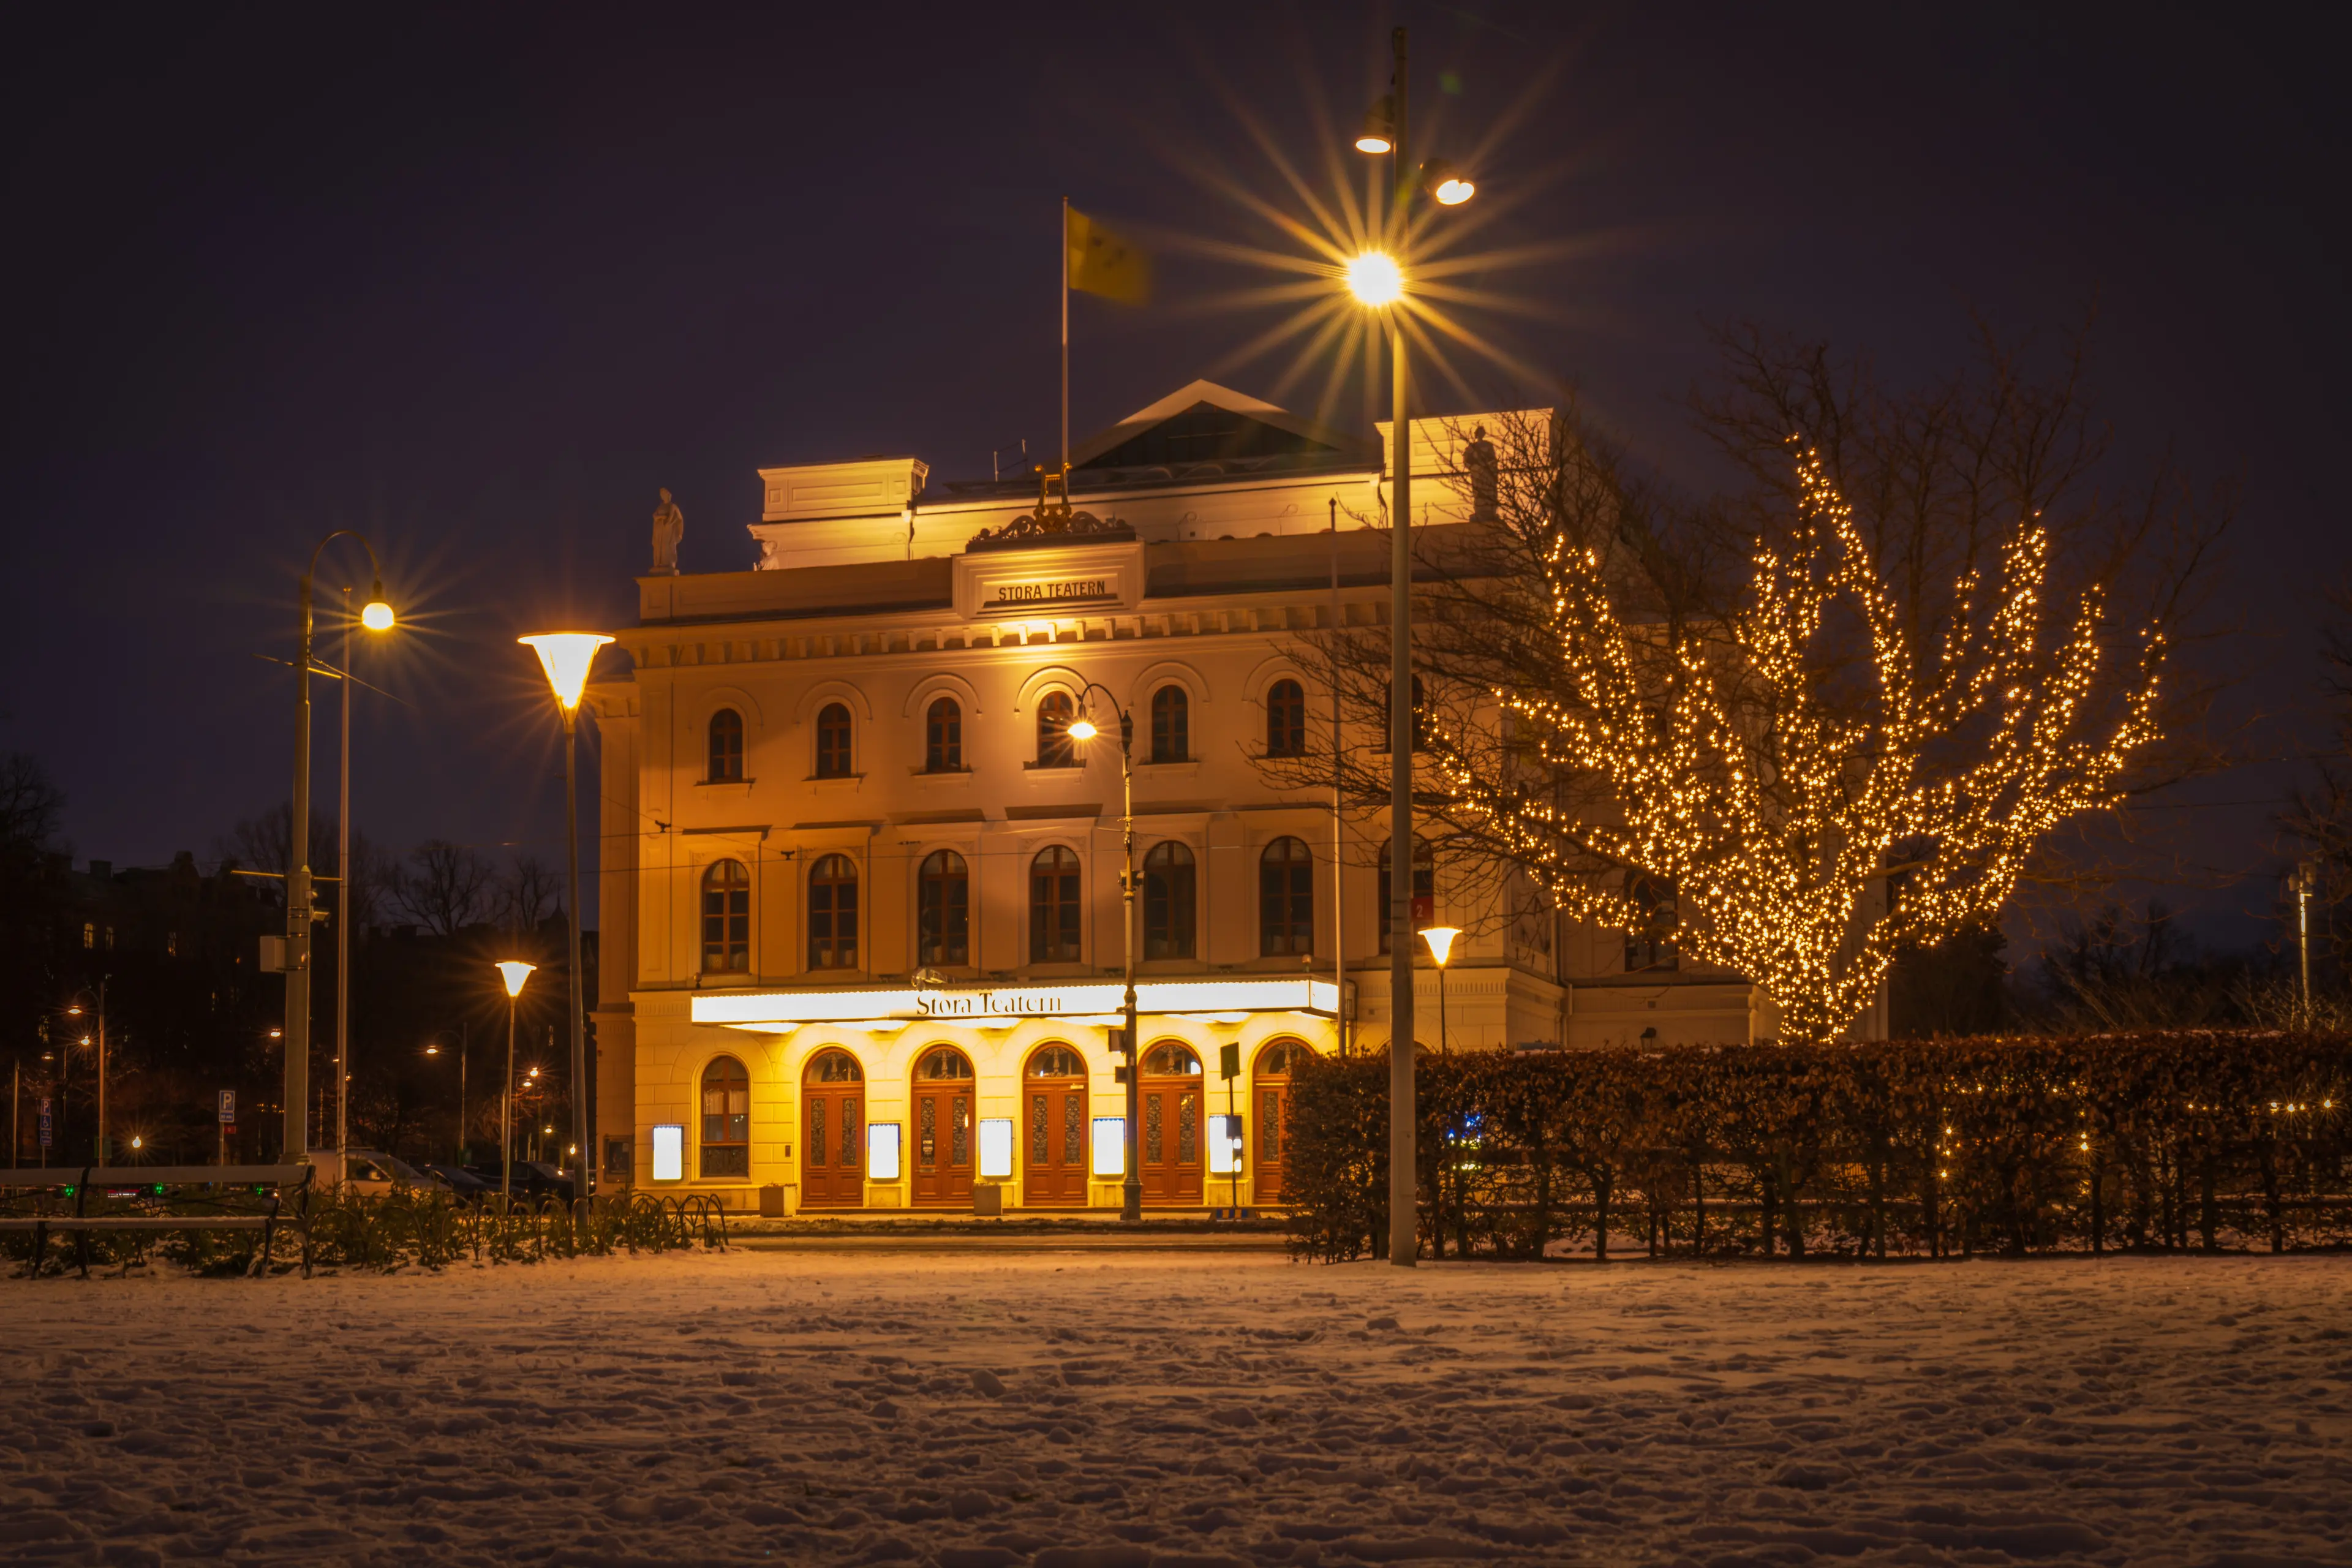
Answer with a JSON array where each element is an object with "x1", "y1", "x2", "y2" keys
[
  {"x1": 1064, "y1": 682, "x2": 1144, "y2": 1223},
  {"x1": 1352, "y1": 23, "x2": 1476, "y2": 1268},
  {"x1": 494, "y1": 960, "x2": 535, "y2": 1207},
  {"x1": 283, "y1": 531, "x2": 395, "y2": 1176},
  {"x1": 520, "y1": 631, "x2": 612, "y2": 1220},
  {"x1": 63, "y1": 987, "x2": 107, "y2": 1163},
  {"x1": 1420, "y1": 925, "x2": 1462, "y2": 1055},
  {"x1": 424, "y1": 1026, "x2": 469, "y2": 1161}
]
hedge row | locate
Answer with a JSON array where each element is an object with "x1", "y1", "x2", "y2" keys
[{"x1": 1283, "y1": 1034, "x2": 2352, "y2": 1262}]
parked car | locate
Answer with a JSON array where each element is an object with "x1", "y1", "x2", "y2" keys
[
  {"x1": 412, "y1": 1162, "x2": 491, "y2": 1200},
  {"x1": 313, "y1": 1148, "x2": 447, "y2": 1196},
  {"x1": 461, "y1": 1161, "x2": 580, "y2": 1205}
]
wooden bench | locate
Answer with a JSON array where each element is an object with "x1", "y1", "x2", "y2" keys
[{"x1": 0, "y1": 1165, "x2": 313, "y2": 1278}]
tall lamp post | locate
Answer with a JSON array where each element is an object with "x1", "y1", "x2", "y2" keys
[
  {"x1": 282, "y1": 533, "x2": 394, "y2": 1172},
  {"x1": 493, "y1": 961, "x2": 536, "y2": 1205},
  {"x1": 1349, "y1": 24, "x2": 1476, "y2": 1267},
  {"x1": 520, "y1": 632, "x2": 611, "y2": 1218},
  {"x1": 1420, "y1": 925, "x2": 1461, "y2": 1054},
  {"x1": 1065, "y1": 687, "x2": 1143, "y2": 1222}
]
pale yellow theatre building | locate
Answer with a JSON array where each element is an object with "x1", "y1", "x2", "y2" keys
[{"x1": 589, "y1": 382, "x2": 1761, "y2": 1213}]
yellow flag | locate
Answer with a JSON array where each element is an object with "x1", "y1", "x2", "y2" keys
[{"x1": 1066, "y1": 206, "x2": 1150, "y2": 304}]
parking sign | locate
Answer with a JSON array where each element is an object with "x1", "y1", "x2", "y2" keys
[
  {"x1": 218, "y1": 1090, "x2": 236, "y2": 1125},
  {"x1": 38, "y1": 1096, "x2": 52, "y2": 1149}
]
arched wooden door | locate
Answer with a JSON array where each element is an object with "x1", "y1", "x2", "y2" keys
[
  {"x1": 1252, "y1": 1038, "x2": 1310, "y2": 1204},
  {"x1": 1139, "y1": 1041, "x2": 1205, "y2": 1206},
  {"x1": 911, "y1": 1045, "x2": 975, "y2": 1207},
  {"x1": 1022, "y1": 1044, "x2": 1089, "y2": 1207},
  {"x1": 800, "y1": 1049, "x2": 865, "y2": 1209}
]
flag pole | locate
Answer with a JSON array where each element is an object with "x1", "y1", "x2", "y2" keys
[{"x1": 1060, "y1": 195, "x2": 1070, "y2": 479}]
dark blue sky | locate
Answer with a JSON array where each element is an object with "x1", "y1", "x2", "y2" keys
[{"x1": 4, "y1": 4, "x2": 2345, "y2": 941}]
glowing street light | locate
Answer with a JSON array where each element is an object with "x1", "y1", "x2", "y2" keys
[
  {"x1": 1354, "y1": 96, "x2": 1395, "y2": 155},
  {"x1": 519, "y1": 632, "x2": 611, "y2": 1221},
  {"x1": 493, "y1": 959, "x2": 536, "y2": 1207},
  {"x1": 1421, "y1": 157, "x2": 1474, "y2": 207},
  {"x1": 1346, "y1": 252, "x2": 1404, "y2": 307},
  {"x1": 1420, "y1": 925, "x2": 1463, "y2": 1055}
]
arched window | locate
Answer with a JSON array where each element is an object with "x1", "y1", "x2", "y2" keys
[
  {"x1": 1150, "y1": 685, "x2": 1189, "y2": 763},
  {"x1": 1378, "y1": 835, "x2": 1436, "y2": 954},
  {"x1": 707, "y1": 708, "x2": 744, "y2": 782},
  {"x1": 1624, "y1": 873, "x2": 1679, "y2": 974},
  {"x1": 917, "y1": 1046, "x2": 974, "y2": 1081},
  {"x1": 1030, "y1": 845, "x2": 1082, "y2": 963},
  {"x1": 808, "y1": 853, "x2": 858, "y2": 970},
  {"x1": 1036, "y1": 691, "x2": 1077, "y2": 767},
  {"x1": 925, "y1": 697, "x2": 963, "y2": 772},
  {"x1": 1256, "y1": 1038, "x2": 1308, "y2": 1077},
  {"x1": 1266, "y1": 679, "x2": 1306, "y2": 757},
  {"x1": 918, "y1": 850, "x2": 969, "y2": 967},
  {"x1": 1143, "y1": 1041, "x2": 1203, "y2": 1077},
  {"x1": 815, "y1": 703, "x2": 854, "y2": 777},
  {"x1": 701, "y1": 860, "x2": 750, "y2": 973},
  {"x1": 1027, "y1": 1044, "x2": 1086, "y2": 1077},
  {"x1": 805, "y1": 1048, "x2": 863, "y2": 1083},
  {"x1": 700, "y1": 1056, "x2": 750, "y2": 1179},
  {"x1": 1143, "y1": 840, "x2": 1196, "y2": 960},
  {"x1": 1259, "y1": 837, "x2": 1314, "y2": 956}
]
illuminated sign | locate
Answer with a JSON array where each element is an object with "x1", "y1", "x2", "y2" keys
[
  {"x1": 1091, "y1": 1119, "x2": 1126, "y2": 1177},
  {"x1": 693, "y1": 978, "x2": 1339, "y2": 1031},
  {"x1": 868, "y1": 1123, "x2": 902, "y2": 1182},
  {"x1": 978, "y1": 1119, "x2": 1014, "y2": 1179},
  {"x1": 650, "y1": 1125, "x2": 684, "y2": 1182},
  {"x1": 986, "y1": 578, "x2": 1113, "y2": 608}
]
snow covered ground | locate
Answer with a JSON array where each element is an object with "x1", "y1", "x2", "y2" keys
[{"x1": 3, "y1": 1250, "x2": 2349, "y2": 1567}]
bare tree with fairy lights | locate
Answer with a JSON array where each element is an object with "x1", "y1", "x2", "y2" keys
[{"x1": 1262, "y1": 325, "x2": 2227, "y2": 1044}]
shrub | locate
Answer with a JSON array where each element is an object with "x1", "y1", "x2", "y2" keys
[
  {"x1": 3, "y1": 1186, "x2": 729, "y2": 1277},
  {"x1": 1284, "y1": 1033, "x2": 2352, "y2": 1262}
]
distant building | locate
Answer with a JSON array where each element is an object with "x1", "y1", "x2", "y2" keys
[{"x1": 591, "y1": 382, "x2": 1762, "y2": 1213}]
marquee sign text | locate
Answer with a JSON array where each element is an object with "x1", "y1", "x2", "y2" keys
[{"x1": 987, "y1": 578, "x2": 1114, "y2": 608}]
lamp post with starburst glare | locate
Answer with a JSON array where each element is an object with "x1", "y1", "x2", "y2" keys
[{"x1": 1348, "y1": 24, "x2": 1475, "y2": 1268}]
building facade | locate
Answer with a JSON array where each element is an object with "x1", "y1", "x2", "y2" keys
[{"x1": 592, "y1": 382, "x2": 1768, "y2": 1213}]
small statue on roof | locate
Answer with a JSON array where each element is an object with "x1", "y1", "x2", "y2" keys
[{"x1": 650, "y1": 487, "x2": 685, "y2": 575}]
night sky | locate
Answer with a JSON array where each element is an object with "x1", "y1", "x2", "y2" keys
[{"x1": 4, "y1": 4, "x2": 2345, "y2": 942}]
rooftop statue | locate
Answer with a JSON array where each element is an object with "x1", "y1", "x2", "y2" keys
[{"x1": 650, "y1": 487, "x2": 685, "y2": 575}]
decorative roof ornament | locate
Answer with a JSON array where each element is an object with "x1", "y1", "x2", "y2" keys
[{"x1": 968, "y1": 464, "x2": 1135, "y2": 552}]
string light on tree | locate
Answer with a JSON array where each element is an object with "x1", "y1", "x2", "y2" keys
[{"x1": 1426, "y1": 444, "x2": 2165, "y2": 1045}]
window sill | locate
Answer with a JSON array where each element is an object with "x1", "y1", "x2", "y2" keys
[
  {"x1": 1136, "y1": 760, "x2": 1199, "y2": 778},
  {"x1": 1022, "y1": 761, "x2": 1087, "y2": 773},
  {"x1": 808, "y1": 774, "x2": 865, "y2": 794},
  {"x1": 694, "y1": 971, "x2": 760, "y2": 989},
  {"x1": 913, "y1": 768, "x2": 974, "y2": 788}
]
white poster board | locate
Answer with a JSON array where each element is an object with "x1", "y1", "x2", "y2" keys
[
  {"x1": 1091, "y1": 1118, "x2": 1126, "y2": 1177},
  {"x1": 1207, "y1": 1114, "x2": 1245, "y2": 1175},
  {"x1": 978, "y1": 1118, "x2": 1014, "y2": 1179},
  {"x1": 650, "y1": 1124, "x2": 684, "y2": 1182}
]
